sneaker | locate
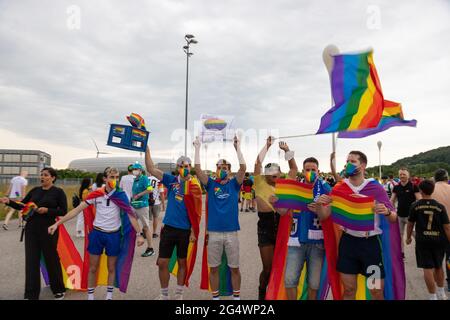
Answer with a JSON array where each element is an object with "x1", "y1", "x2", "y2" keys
[
  {"x1": 54, "y1": 293, "x2": 65, "y2": 300},
  {"x1": 152, "y1": 233, "x2": 159, "y2": 239},
  {"x1": 141, "y1": 248, "x2": 155, "y2": 257},
  {"x1": 2, "y1": 224, "x2": 8, "y2": 231},
  {"x1": 245, "y1": 209, "x2": 249, "y2": 212},
  {"x1": 437, "y1": 292, "x2": 448, "y2": 300},
  {"x1": 174, "y1": 293, "x2": 183, "y2": 300},
  {"x1": 156, "y1": 294, "x2": 169, "y2": 300}
]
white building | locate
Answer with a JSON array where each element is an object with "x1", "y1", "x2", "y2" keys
[{"x1": 68, "y1": 156, "x2": 175, "y2": 173}]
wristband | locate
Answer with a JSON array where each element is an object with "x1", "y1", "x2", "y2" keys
[{"x1": 285, "y1": 150, "x2": 295, "y2": 161}]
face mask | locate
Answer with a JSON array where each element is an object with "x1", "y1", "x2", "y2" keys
[
  {"x1": 344, "y1": 162, "x2": 359, "y2": 177},
  {"x1": 132, "y1": 170, "x2": 140, "y2": 176},
  {"x1": 179, "y1": 168, "x2": 190, "y2": 178},
  {"x1": 107, "y1": 179, "x2": 117, "y2": 189},
  {"x1": 305, "y1": 171, "x2": 317, "y2": 184},
  {"x1": 216, "y1": 169, "x2": 228, "y2": 180}
]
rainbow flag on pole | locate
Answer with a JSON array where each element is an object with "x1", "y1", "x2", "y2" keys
[
  {"x1": 338, "y1": 101, "x2": 417, "y2": 138},
  {"x1": 274, "y1": 179, "x2": 314, "y2": 211},
  {"x1": 317, "y1": 50, "x2": 399, "y2": 134},
  {"x1": 331, "y1": 191, "x2": 375, "y2": 232}
]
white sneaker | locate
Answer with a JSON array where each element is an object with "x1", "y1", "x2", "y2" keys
[
  {"x1": 174, "y1": 293, "x2": 183, "y2": 300},
  {"x1": 156, "y1": 294, "x2": 169, "y2": 300},
  {"x1": 437, "y1": 293, "x2": 448, "y2": 300}
]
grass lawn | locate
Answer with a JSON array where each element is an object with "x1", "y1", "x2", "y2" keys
[{"x1": 0, "y1": 184, "x2": 79, "y2": 221}]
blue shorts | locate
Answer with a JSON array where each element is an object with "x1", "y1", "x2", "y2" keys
[
  {"x1": 284, "y1": 243, "x2": 324, "y2": 290},
  {"x1": 87, "y1": 229, "x2": 121, "y2": 257}
]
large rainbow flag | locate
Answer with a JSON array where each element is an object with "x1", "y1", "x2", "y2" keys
[
  {"x1": 265, "y1": 212, "x2": 330, "y2": 300},
  {"x1": 168, "y1": 178, "x2": 203, "y2": 286},
  {"x1": 322, "y1": 179, "x2": 406, "y2": 300},
  {"x1": 81, "y1": 187, "x2": 137, "y2": 293},
  {"x1": 200, "y1": 195, "x2": 233, "y2": 296},
  {"x1": 40, "y1": 223, "x2": 84, "y2": 290},
  {"x1": 274, "y1": 179, "x2": 314, "y2": 211},
  {"x1": 317, "y1": 50, "x2": 399, "y2": 134},
  {"x1": 338, "y1": 101, "x2": 417, "y2": 138},
  {"x1": 331, "y1": 191, "x2": 375, "y2": 232}
]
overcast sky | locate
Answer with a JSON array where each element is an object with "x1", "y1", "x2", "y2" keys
[{"x1": 0, "y1": 0, "x2": 449, "y2": 173}]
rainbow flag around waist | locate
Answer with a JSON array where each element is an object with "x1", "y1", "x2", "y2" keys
[
  {"x1": 331, "y1": 191, "x2": 375, "y2": 231},
  {"x1": 168, "y1": 178, "x2": 203, "y2": 286},
  {"x1": 274, "y1": 179, "x2": 314, "y2": 211}
]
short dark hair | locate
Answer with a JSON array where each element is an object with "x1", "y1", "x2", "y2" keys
[
  {"x1": 245, "y1": 172, "x2": 250, "y2": 177},
  {"x1": 434, "y1": 169, "x2": 448, "y2": 182},
  {"x1": 399, "y1": 167, "x2": 409, "y2": 173},
  {"x1": 349, "y1": 151, "x2": 367, "y2": 165},
  {"x1": 382, "y1": 175, "x2": 388, "y2": 180},
  {"x1": 127, "y1": 164, "x2": 133, "y2": 173},
  {"x1": 41, "y1": 167, "x2": 57, "y2": 182},
  {"x1": 419, "y1": 179, "x2": 435, "y2": 195},
  {"x1": 303, "y1": 157, "x2": 319, "y2": 167}
]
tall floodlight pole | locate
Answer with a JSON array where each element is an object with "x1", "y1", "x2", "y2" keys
[{"x1": 183, "y1": 34, "x2": 198, "y2": 156}]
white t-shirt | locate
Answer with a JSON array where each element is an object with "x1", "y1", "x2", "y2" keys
[
  {"x1": 85, "y1": 190, "x2": 122, "y2": 232},
  {"x1": 148, "y1": 176, "x2": 164, "y2": 205},
  {"x1": 119, "y1": 174, "x2": 135, "y2": 200},
  {"x1": 9, "y1": 176, "x2": 28, "y2": 199}
]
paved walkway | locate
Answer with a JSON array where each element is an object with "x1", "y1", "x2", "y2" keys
[{"x1": 0, "y1": 199, "x2": 437, "y2": 300}]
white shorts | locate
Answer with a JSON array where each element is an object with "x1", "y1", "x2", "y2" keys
[{"x1": 207, "y1": 231, "x2": 240, "y2": 268}]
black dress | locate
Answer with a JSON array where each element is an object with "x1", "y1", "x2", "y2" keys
[{"x1": 8, "y1": 186, "x2": 68, "y2": 299}]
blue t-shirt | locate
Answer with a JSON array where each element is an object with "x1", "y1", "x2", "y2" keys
[
  {"x1": 205, "y1": 177, "x2": 241, "y2": 232},
  {"x1": 131, "y1": 175, "x2": 150, "y2": 209},
  {"x1": 161, "y1": 173, "x2": 191, "y2": 230}
]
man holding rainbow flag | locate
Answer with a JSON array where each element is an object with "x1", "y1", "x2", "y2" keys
[
  {"x1": 145, "y1": 144, "x2": 202, "y2": 300},
  {"x1": 315, "y1": 151, "x2": 405, "y2": 300}
]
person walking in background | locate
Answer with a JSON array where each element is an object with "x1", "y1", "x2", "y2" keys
[
  {"x1": 431, "y1": 169, "x2": 450, "y2": 291},
  {"x1": 390, "y1": 168, "x2": 421, "y2": 257},
  {"x1": 75, "y1": 178, "x2": 92, "y2": 238},
  {"x1": 120, "y1": 164, "x2": 135, "y2": 201},
  {"x1": 407, "y1": 179, "x2": 450, "y2": 300},
  {"x1": 130, "y1": 162, "x2": 155, "y2": 257},
  {"x1": 0, "y1": 167, "x2": 67, "y2": 300},
  {"x1": 240, "y1": 173, "x2": 253, "y2": 212},
  {"x1": 92, "y1": 173, "x2": 104, "y2": 191},
  {"x1": 148, "y1": 175, "x2": 166, "y2": 238},
  {"x1": 3, "y1": 170, "x2": 28, "y2": 230}
]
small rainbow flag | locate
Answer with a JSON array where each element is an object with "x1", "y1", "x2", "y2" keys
[
  {"x1": 274, "y1": 179, "x2": 314, "y2": 211},
  {"x1": 331, "y1": 191, "x2": 375, "y2": 231},
  {"x1": 317, "y1": 50, "x2": 398, "y2": 134},
  {"x1": 113, "y1": 126, "x2": 125, "y2": 134}
]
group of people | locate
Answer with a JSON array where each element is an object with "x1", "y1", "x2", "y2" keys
[{"x1": 1, "y1": 136, "x2": 449, "y2": 301}]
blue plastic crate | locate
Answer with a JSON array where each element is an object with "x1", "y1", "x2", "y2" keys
[{"x1": 107, "y1": 124, "x2": 149, "y2": 152}]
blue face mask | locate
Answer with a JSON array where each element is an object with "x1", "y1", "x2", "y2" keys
[{"x1": 343, "y1": 162, "x2": 359, "y2": 177}]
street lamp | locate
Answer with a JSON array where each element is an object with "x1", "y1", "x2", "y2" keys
[
  {"x1": 183, "y1": 34, "x2": 198, "y2": 156},
  {"x1": 377, "y1": 141, "x2": 382, "y2": 180}
]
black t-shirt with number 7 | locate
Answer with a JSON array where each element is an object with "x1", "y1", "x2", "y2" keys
[{"x1": 408, "y1": 199, "x2": 449, "y2": 247}]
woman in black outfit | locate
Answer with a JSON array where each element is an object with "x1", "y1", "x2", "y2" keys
[{"x1": 0, "y1": 167, "x2": 67, "y2": 300}]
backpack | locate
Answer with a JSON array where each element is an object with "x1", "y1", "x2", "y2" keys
[{"x1": 72, "y1": 193, "x2": 81, "y2": 208}]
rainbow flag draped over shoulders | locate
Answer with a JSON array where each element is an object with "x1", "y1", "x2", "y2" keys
[
  {"x1": 331, "y1": 191, "x2": 375, "y2": 231},
  {"x1": 168, "y1": 177, "x2": 203, "y2": 286},
  {"x1": 274, "y1": 179, "x2": 314, "y2": 211},
  {"x1": 200, "y1": 194, "x2": 233, "y2": 296},
  {"x1": 338, "y1": 101, "x2": 417, "y2": 138},
  {"x1": 82, "y1": 187, "x2": 137, "y2": 293},
  {"x1": 317, "y1": 50, "x2": 397, "y2": 134},
  {"x1": 322, "y1": 179, "x2": 406, "y2": 300}
]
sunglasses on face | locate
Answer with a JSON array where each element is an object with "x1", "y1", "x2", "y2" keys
[{"x1": 179, "y1": 165, "x2": 190, "y2": 169}]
